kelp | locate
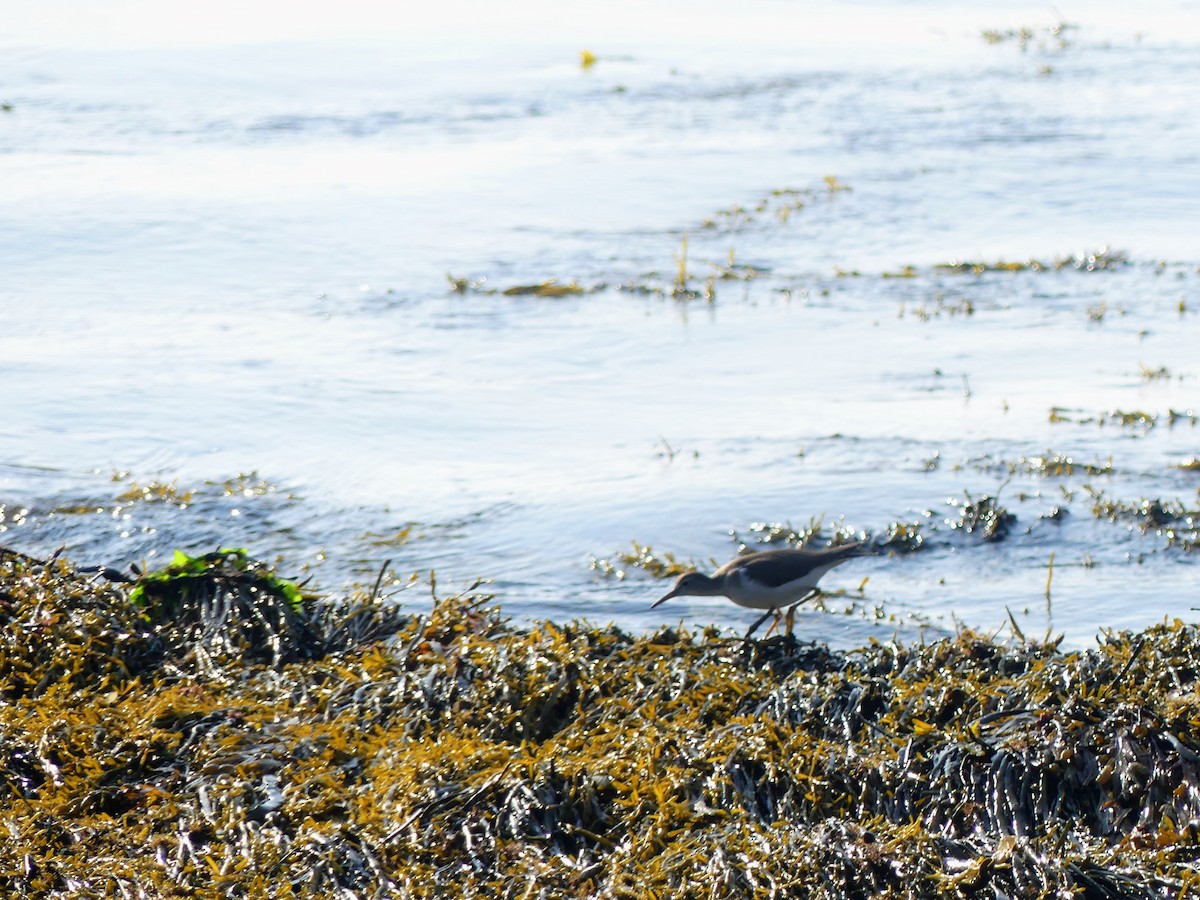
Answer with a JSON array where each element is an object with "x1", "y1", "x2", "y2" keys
[{"x1": 3, "y1": 547, "x2": 1200, "y2": 897}]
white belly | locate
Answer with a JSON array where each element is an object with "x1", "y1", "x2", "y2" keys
[{"x1": 722, "y1": 567, "x2": 831, "y2": 610}]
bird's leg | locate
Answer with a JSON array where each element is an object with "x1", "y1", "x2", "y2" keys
[
  {"x1": 743, "y1": 607, "x2": 777, "y2": 642},
  {"x1": 783, "y1": 590, "x2": 817, "y2": 635},
  {"x1": 763, "y1": 610, "x2": 784, "y2": 639}
]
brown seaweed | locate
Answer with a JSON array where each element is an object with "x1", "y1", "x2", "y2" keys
[{"x1": 3, "y1": 547, "x2": 1200, "y2": 897}]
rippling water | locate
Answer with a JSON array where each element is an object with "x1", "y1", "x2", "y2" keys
[{"x1": 2, "y1": 1, "x2": 1198, "y2": 646}]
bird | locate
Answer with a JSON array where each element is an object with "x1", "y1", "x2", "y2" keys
[{"x1": 651, "y1": 541, "x2": 870, "y2": 640}]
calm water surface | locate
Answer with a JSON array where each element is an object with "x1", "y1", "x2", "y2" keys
[{"x1": 2, "y1": 1, "x2": 1198, "y2": 647}]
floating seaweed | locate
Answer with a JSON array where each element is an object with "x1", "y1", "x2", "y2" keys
[
  {"x1": 589, "y1": 542, "x2": 703, "y2": 580},
  {"x1": 699, "y1": 178, "x2": 849, "y2": 232},
  {"x1": 1082, "y1": 488, "x2": 1200, "y2": 551},
  {"x1": 113, "y1": 479, "x2": 195, "y2": 505},
  {"x1": 877, "y1": 520, "x2": 927, "y2": 554},
  {"x1": 501, "y1": 280, "x2": 587, "y2": 297},
  {"x1": 896, "y1": 294, "x2": 976, "y2": 320},
  {"x1": 447, "y1": 276, "x2": 590, "y2": 298},
  {"x1": 934, "y1": 247, "x2": 1126, "y2": 274},
  {"x1": 730, "y1": 517, "x2": 862, "y2": 552},
  {"x1": 945, "y1": 491, "x2": 1016, "y2": 542},
  {"x1": 968, "y1": 450, "x2": 1115, "y2": 478},
  {"x1": 3, "y1": 547, "x2": 1200, "y2": 897},
  {"x1": 981, "y1": 19, "x2": 1077, "y2": 52}
]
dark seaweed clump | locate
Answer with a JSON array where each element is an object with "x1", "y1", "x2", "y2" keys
[{"x1": 3, "y1": 547, "x2": 1200, "y2": 898}]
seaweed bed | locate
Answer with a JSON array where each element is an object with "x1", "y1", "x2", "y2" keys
[{"x1": 3, "y1": 548, "x2": 1200, "y2": 898}]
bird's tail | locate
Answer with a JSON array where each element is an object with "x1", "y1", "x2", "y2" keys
[{"x1": 834, "y1": 538, "x2": 876, "y2": 558}]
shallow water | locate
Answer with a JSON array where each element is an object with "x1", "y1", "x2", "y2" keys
[{"x1": 2, "y1": 1, "x2": 1198, "y2": 647}]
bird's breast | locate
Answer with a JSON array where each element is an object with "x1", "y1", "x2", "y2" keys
[{"x1": 722, "y1": 568, "x2": 824, "y2": 610}]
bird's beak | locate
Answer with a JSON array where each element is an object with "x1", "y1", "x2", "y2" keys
[{"x1": 651, "y1": 587, "x2": 678, "y2": 609}]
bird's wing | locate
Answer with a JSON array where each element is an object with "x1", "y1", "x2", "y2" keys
[{"x1": 725, "y1": 545, "x2": 863, "y2": 589}]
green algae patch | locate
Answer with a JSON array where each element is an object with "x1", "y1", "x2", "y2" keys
[
  {"x1": 127, "y1": 547, "x2": 320, "y2": 672},
  {"x1": 130, "y1": 547, "x2": 303, "y2": 611},
  {"x1": 5, "y1": 549, "x2": 1200, "y2": 897}
]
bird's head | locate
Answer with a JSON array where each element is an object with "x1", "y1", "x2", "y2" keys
[{"x1": 651, "y1": 572, "x2": 715, "y2": 608}]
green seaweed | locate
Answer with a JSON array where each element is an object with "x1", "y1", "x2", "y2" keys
[{"x1": 129, "y1": 547, "x2": 302, "y2": 611}]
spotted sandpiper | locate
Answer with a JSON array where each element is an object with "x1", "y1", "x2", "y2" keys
[{"x1": 651, "y1": 541, "x2": 869, "y2": 639}]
